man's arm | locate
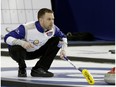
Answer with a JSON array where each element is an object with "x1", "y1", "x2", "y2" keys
[
  {"x1": 4, "y1": 25, "x2": 25, "y2": 44},
  {"x1": 4, "y1": 25, "x2": 33, "y2": 49},
  {"x1": 54, "y1": 26, "x2": 68, "y2": 59},
  {"x1": 4, "y1": 25, "x2": 26, "y2": 46}
]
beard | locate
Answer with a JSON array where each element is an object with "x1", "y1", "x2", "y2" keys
[{"x1": 46, "y1": 24, "x2": 53, "y2": 30}]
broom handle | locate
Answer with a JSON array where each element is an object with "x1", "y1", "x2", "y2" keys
[{"x1": 64, "y1": 57, "x2": 82, "y2": 72}]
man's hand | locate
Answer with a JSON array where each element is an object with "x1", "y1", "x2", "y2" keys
[
  {"x1": 22, "y1": 41, "x2": 34, "y2": 49},
  {"x1": 60, "y1": 50, "x2": 66, "y2": 59},
  {"x1": 12, "y1": 39, "x2": 34, "y2": 49}
]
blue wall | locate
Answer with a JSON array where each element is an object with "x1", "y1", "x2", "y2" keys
[{"x1": 51, "y1": 0, "x2": 115, "y2": 41}]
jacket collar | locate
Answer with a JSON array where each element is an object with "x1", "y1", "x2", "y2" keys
[{"x1": 35, "y1": 21, "x2": 44, "y2": 33}]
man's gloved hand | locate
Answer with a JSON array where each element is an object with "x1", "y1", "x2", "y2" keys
[{"x1": 60, "y1": 50, "x2": 66, "y2": 59}]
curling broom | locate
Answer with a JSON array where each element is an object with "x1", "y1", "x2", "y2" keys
[{"x1": 64, "y1": 57, "x2": 95, "y2": 85}]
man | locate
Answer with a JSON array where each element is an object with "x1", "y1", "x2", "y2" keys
[{"x1": 4, "y1": 8, "x2": 67, "y2": 77}]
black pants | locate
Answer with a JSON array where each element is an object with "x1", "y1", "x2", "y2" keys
[{"x1": 9, "y1": 37, "x2": 60, "y2": 70}]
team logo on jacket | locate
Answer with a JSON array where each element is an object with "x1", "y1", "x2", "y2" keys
[{"x1": 33, "y1": 40, "x2": 39, "y2": 45}]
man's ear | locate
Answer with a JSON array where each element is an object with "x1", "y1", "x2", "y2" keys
[{"x1": 39, "y1": 18, "x2": 42, "y2": 22}]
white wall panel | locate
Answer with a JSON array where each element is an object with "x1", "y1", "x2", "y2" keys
[
  {"x1": 2, "y1": 10, "x2": 11, "y2": 23},
  {"x1": 18, "y1": 10, "x2": 26, "y2": 23},
  {"x1": 25, "y1": 10, "x2": 34, "y2": 22},
  {"x1": 1, "y1": 11, "x2": 4, "y2": 23},
  {"x1": 10, "y1": 10, "x2": 18, "y2": 23},
  {"x1": 32, "y1": 0, "x2": 51, "y2": 9},
  {"x1": 16, "y1": 0, "x2": 25, "y2": 9},
  {"x1": 1, "y1": 0, "x2": 9, "y2": 9},
  {"x1": 33, "y1": 10, "x2": 38, "y2": 21},
  {"x1": 24, "y1": 0, "x2": 32, "y2": 9},
  {"x1": 9, "y1": 0, "x2": 17, "y2": 9},
  {"x1": 1, "y1": 0, "x2": 52, "y2": 36}
]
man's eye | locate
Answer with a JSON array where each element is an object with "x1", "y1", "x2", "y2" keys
[{"x1": 48, "y1": 18, "x2": 54, "y2": 21}]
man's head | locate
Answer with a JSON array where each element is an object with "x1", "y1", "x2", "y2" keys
[{"x1": 38, "y1": 8, "x2": 54, "y2": 30}]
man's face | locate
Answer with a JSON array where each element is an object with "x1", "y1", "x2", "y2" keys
[{"x1": 41, "y1": 13, "x2": 54, "y2": 30}]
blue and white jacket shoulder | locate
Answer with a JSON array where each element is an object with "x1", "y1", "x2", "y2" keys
[{"x1": 4, "y1": 21, "x2": 67, "y2": 52}]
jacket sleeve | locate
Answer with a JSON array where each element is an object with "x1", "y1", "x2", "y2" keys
[
  {"x1": 54, "y1": 26, "x2": 67, "y2": 38},
  {"x1": 4, "y1": 25, "x2": 25, "y2": 45},
  {"x1": 54, "y1": 25, "x2": 68, "y2": 50}
]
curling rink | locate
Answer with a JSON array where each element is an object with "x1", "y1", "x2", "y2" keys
[
  {"x1": 1, "y1": 45, "x2": 115, "y2": 87},
  {"x1": 1, "y1": 0, "x2": 115, "y2": 86}
]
